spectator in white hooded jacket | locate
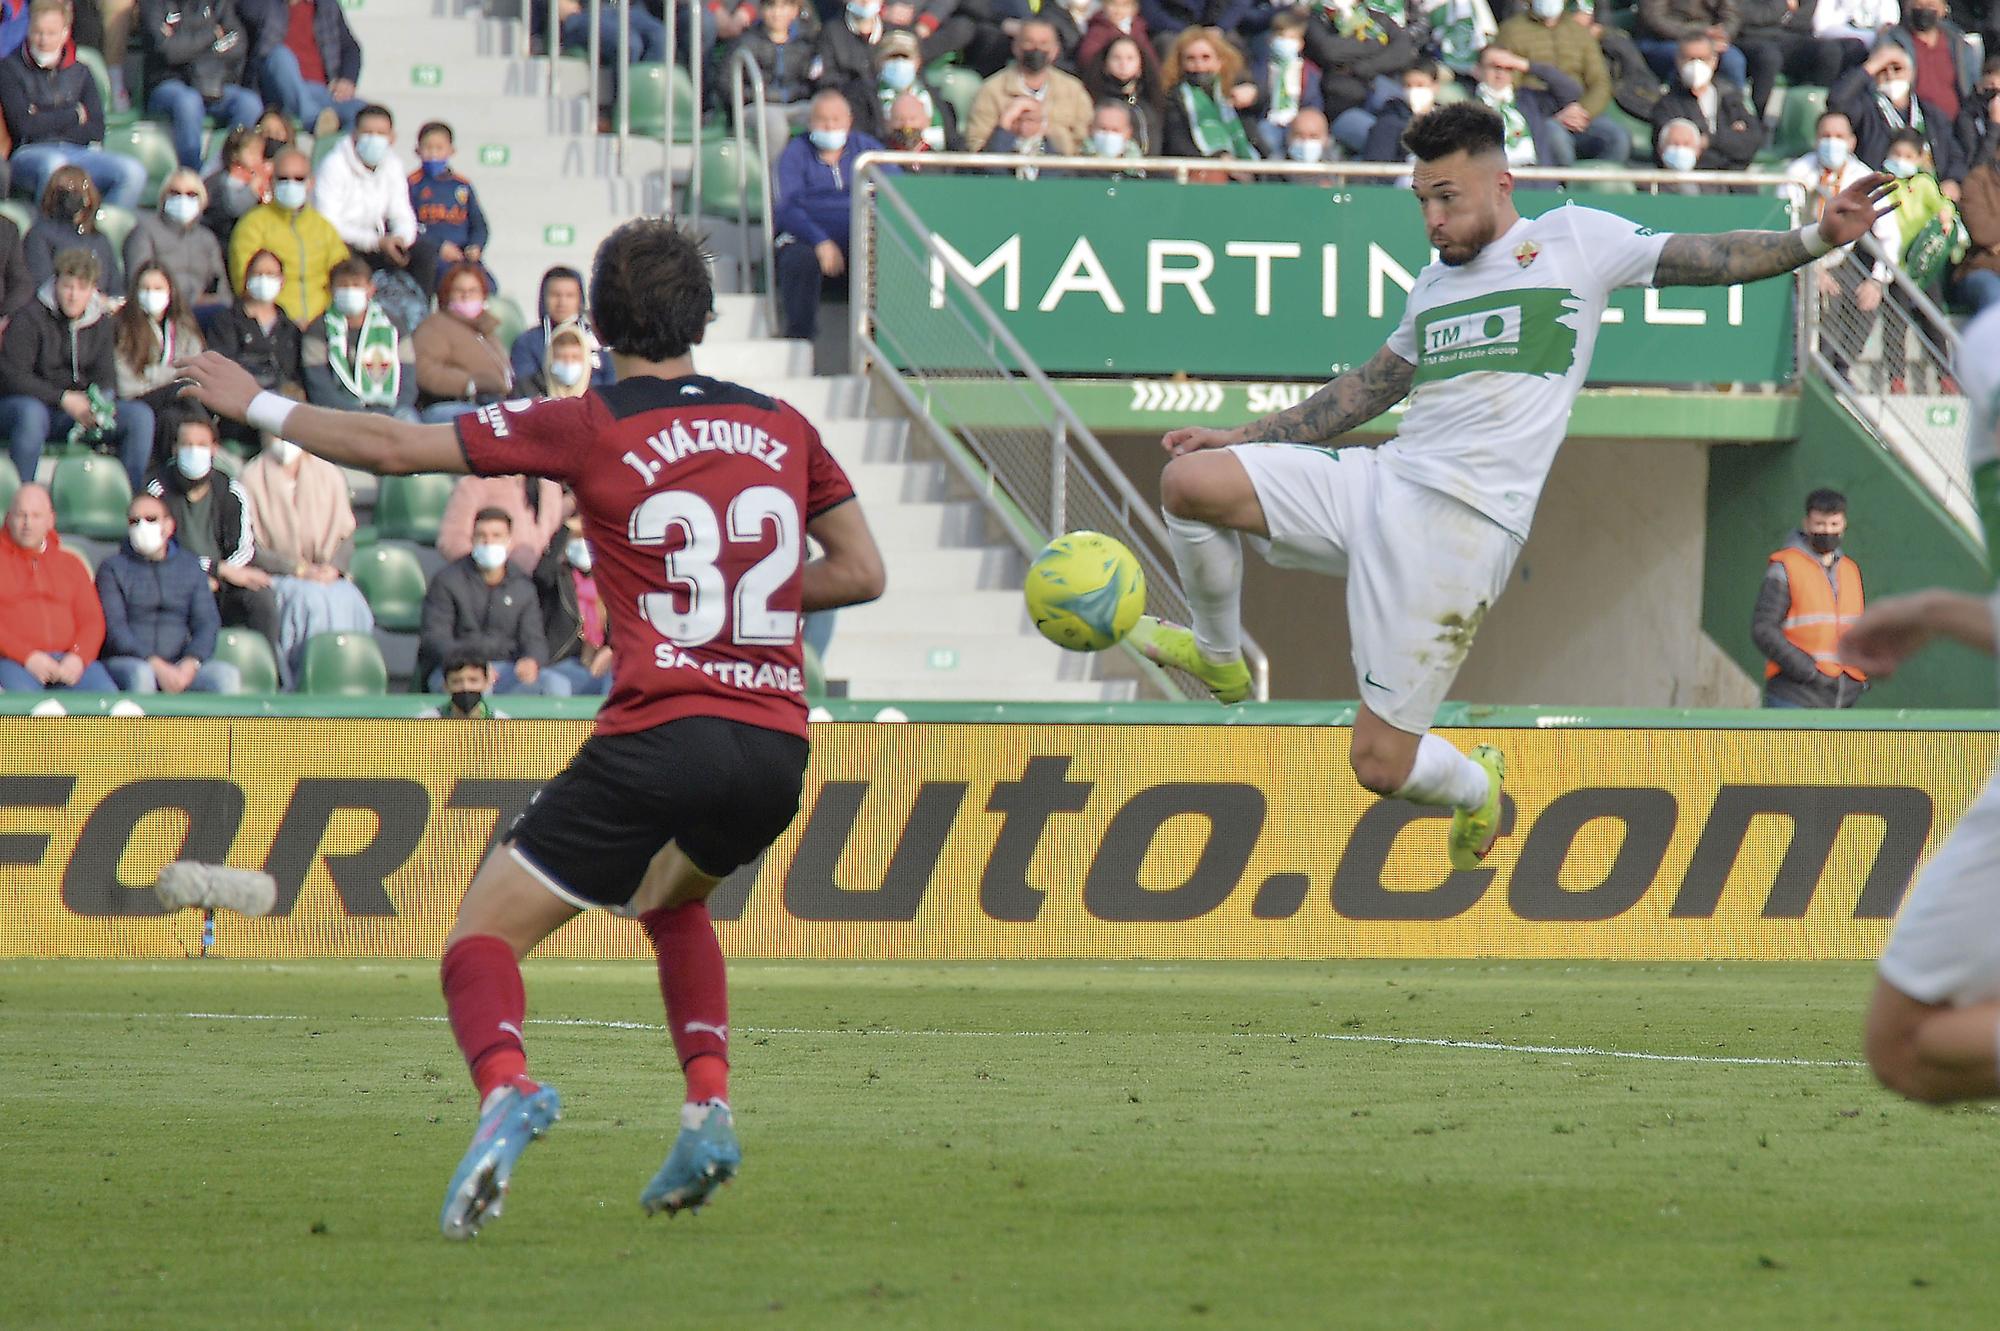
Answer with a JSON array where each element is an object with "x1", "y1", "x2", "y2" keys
[{"x1": 312, "y1": 102, "x2": 426, "y2": 297}]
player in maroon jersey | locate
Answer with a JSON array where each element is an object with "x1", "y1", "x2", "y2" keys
[{"x1": 175, "y1": 220, "x2": 886, "y2": 1240}]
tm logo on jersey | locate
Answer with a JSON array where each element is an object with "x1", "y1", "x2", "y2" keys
[{"x1": 1414, "y1": 287, "x2": 1581, "y2": 385}]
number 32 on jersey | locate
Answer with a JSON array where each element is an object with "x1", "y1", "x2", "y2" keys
[{"x1": 629, "y1": 486, "x2": 803, "y2": 647}]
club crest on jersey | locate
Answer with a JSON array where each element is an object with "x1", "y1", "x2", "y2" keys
[{"x1": 1514, "y1": 240, "x2": 1540, "y2": 269}]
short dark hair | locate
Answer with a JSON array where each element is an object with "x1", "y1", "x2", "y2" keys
[
  {"x1": 1407, "y1": 58, "x2": 1439, "y2": 80},
  {"x1": 1815, "y1": 109, "x2": 1852, "y2": 134},
  {"x1": 1886, "y1": 128, "x2": 1926, "y2": 153},
  {"x1": 356, "y1": 104, "x2": 395, "y2": 128},
  {"x1": 329, "y1": 256, "x2": 372, "y2": 286},
  {"x1": 589, "y1": 218, "x2": 712, "y2": 362},
  {"x1": 1402, "y1": 101, "x2": 1505, "y2": 162},
  {"x1": 52, "y1": 246, "x2": 100, "y2": 285},
  {"x1": 441, "y1": 653, "x2": 490, "y2": 678},
  {"x1": 417, "y1": 121, "x2": 453, "y2": 143},
  {"x1": 171, "y1": 405, "x2": 217, "y2": 446},
  {"x1": 473, "y1": 506, "x2": 514, "y2": 530},
  {"x1": 1805, "y1": 488, "x2": 1847, "y2": 515}
]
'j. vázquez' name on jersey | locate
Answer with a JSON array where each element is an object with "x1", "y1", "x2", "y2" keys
[{"x1": 620, "y1": 417, "x2": 790, "y2": 485}]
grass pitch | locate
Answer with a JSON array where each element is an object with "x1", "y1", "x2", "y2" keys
[{"x1": 4, "y1": 958, "x2": 1997, "y2": 1329}]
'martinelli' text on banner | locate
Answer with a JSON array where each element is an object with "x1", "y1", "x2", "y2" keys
[
  {"x1": 871, "y1": 176, "x2": 1794, "y2": 384},
  {"x1": 2, "y1": 720, "x2": 1982, "y2": 960}
]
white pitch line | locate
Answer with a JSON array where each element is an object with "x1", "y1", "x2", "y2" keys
[{"x1": 29, "y1": 1009, "x2": 1862, "y2": 1068}]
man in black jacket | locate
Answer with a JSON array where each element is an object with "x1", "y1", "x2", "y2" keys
[
  {"x1": 1302, "y1": 0, "x2": 1416, "y2": 131},
  {"x1": 418, "y1": 506, "x2": 566, "y2": 695},
  {"x1": 240, "y1": 0, "x2": 363, "y2": 134},
  {"x1": 0, "y1": 2, "x2": 147, "y2": 208},
  {"x1": 139, "y1": 0, "x2": 263, "y2": 170},
  {"x1": 1735, "y1": 0, "x2": 1848, "y2": 119},
  {"x1": 1651, "y1": 33, "x2": 1766, "y2": 168},
  {"x1": 144, "y1": 407, "x2": 284, "y2": 673},
  {"x1": 1832, "y1": 42, "x2": 1966, "y2": 189},
  {"x1": 0, "y1": 247, "x2": 152, "y2": 490}
]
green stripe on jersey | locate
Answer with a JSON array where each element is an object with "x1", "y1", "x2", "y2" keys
[{"x1": 1413, "y1": 287, "x2": 1582, "y2": 385}]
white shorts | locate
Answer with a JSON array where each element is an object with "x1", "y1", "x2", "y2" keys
[
  {"x1": 1230, "y1": 442, "x2": 1521, "y2": 735},
  {"x1": 1878, "y1": 767, "x2": 2000, "y2": 1006}
]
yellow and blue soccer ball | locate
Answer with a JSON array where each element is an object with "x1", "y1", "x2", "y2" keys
[{"x1": 1024, "y1": 531, "x2": 1145, "y2": 652}]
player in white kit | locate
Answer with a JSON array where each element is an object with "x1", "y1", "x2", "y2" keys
[
  {"x1": 1140, "y1": 102, "x2": 1893, "y2": 870},
  {"x1": 1849, "y1": 306, "x2": 2000, "y2": 1104}
]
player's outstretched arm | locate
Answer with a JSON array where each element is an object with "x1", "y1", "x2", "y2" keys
[
  {"x1": 1840, "y1": 590, "x2": 1998, "y2": 676},
  {"x1": 1653, "y1": 172, "x2": 1895, "y2": 288},
  {"x1": 802, "y1": 500, "x2": 886, "y2": 612},
  {"x1": 1161, "y1": 344, "x2": 1415, "y2": 456},
  {"x1": 175, "y1": 350, "x2": 469, "y2": 477}
]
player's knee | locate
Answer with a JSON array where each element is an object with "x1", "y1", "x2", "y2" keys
[
  {"x1": 1349, "y1": 750, "x2": 1406, "y2": 798},
  {"x1": 1159, "y1": 456, "x2": 1206, "y2": 521},
  {"x1": 1864, "y1": 1024, "x2": 1953, "y2": 1104}
]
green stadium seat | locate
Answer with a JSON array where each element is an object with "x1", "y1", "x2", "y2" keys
[
  {"x1": 50, "y1": 454, "x2": 132, "y2": 540},
  {"x1": 697, "y1": 137, "x2": 764, "y2": 221},
  {"x1": 622, "y1": 62, "x2": 700, "y2": 140},
  {"x1": 372, "y1": 472, "x2": 457, "y2": 544},
  {"x1": 99, "y1": 122, "x2": 179, "y2": 207},
  {"x1": 933, "y1": 67, "x2": 982, "y2": 125},
  {"x1": 212, "y1": 627, "x2": 281, "y2": 694},
  {"x1": 312, "y1": 133, "x2": 342, "y2": 167},
  {"x1": 352, "y1": 540, "x2": 429, "y2": 632},
  {"x1": 351, "y1": 523, "x2": 377, "y2": 548},
  {"x1": 0, "y1": 199, "x2": 31, "y2": 235},
  {"x1": 75, "y1": 47, "x2": 137, "y2": 129},
  {"x1": 0, "y1": 454, "x2": 17, "y2": 511},
  {"x1": 803, "y1": 640, "x2": 825, "y2": 703},
  {"x1": 93, "y1": 204, "x2": 137, "y2": 254},
  {"x1": 1759, "y1": 85, "x2": 1826, "y2": 165},
  {"x1": 489, "y1": 293, "x2": 527, "y2": 350},
  {"x1": 298, "y1": 631, "x2": 389, "y2": 695}
]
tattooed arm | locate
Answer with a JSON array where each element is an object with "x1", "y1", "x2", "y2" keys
[
  {"x1": 1160, "y1": 344, "x2": 1417, "y2": 456},
  {"x1": 1653, "y1": 171, "x2": 1897, "y2": 288}
]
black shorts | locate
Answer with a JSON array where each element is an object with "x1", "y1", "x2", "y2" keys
[{"x1": 508, "y1": 716, "x2": 809, "y2": 910}]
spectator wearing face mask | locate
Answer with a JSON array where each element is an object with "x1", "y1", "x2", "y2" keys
[
  {"x1": 734, "y1": 0, "x2": 820, "y2": 151},
  {"x1": 1956, "y1": 57, "x2": 1999, "y2": 168},
  {"x1": 239, "y1": 422, "x2": 372, "y2": 679},
  {"x1": 966, "y1": 19, "x2": 1092, "y2": 153},
  {"x1": 97, "y1": 489, "x2": 241, "y2": 694},
  {"x1": 1161, "y1": 27, "x2": 1260, "y2": 160},
  {"x1": 412, "y1": 262, "x2": 513, "y2": 424},
  {"x1": 1654, "y1": 115, "x2": 1727, "y2": 187},
  {"x1": 1832, "y1": 42, "x2": 1965, "y2": 191},
  {"x1": 206, "y1": 248, "x2": 304, "y2": 405},
  {"x1": 863, "y1": 30, "x2": 962, "y2": 146},
  {"x1": 1361, "y1": 58, "x2": 1439, "y2": 161},
  {"x1": 1651, "y1": 33, "x2": 1765, "y2": 170},
  {"x1": 1753, "y1": 488, "x2": 1866, "y2": 709},
  {"x1": 510, "y1": 264, "x2": 610, "y2": 391},
  {"x1": 301, "y1": 256, "x2": 416, "y2": 419},
  {"x1": 534, "y1": 325, "x2": 593, "y2": 399},
  {"x1": 202, "y1": 125, "x2": 270, "y2": 247},
  {"x1": 1496, "y1": 0, "x2": 1631, "y2": 165},
  {"x1": 144, "y1": 407, "x2": 283, "y2": 667},
  {"x1": 1889, "y1": 0, "x2": 1976, "y2": 125},
  {"x1": 533, "y1": 495, "x2": 612, "y2": 697},
  {"x1": 407, "y1": 120, "x2": 494, "y2": 297},
  {"x1": 773, "y1": 89, "x2": 889, "y2": 340},
  {"x1": 24, "y1": 166, "x2": 122, "y2": 297},
  {"x1": 113, "y1": 262, "x2": 204, "y2": 466},
  {"x1": 1283, "y1": 105, "x2": 1336, "y2": 172},
  {"x1": 1788, "y1": 109, "x2": 1900, "y2": 375},
  {"x1": 878, "y1": 92, "x2": 943, "y2": 167},
  {"x1": 1635, "y1": 0, "x2": 1749, "y2": 89},
  {"x1": 0, "y1": 0, "x2": 148, "y2": 209},
  {"x1": 0, "y1": 247, "x2": 150, "y2": 491},
  {"x1": 436, "y1": 471, "x2": 563, "y2": 577},
  {"x1": 124, "y1": 169, "x2": 229, "y2": 314},
  {"x1": 815, "y1": 0, "x2": 889, "y2": 113},
  {"x1": 1082, "y1": 32, "x2": 1164, "y2": 153},
  {"x1": 417, "y1": 506, "x2": 563, "y2": 697},
  {"x1": 417, "y1": 654, "x2": 509, "y2": 718},
  {"x1": 227, "y1": 146, "x2": 349, "y2": 323},
  {"x1": 1473, "y1": 44, "x2": 1582, "y2": 169},
  {"x1": 1087, "y1": 99, "x2": 1149, "y2": 172},
  {"x1": 314, "y1": 103, "x2": 427, "y2": 295},
  {"x1": 1246, "y1": 9, "x2": 1322, "y2": 160}
]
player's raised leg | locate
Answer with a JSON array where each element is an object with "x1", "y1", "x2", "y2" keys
[
  {"x1": 631, "y1": 842, "x2": 739, "y2": 1217},
  {"x1": 436, "y1": 846, "x2": 578, "y2": 1240},
  {"x1": 1351, "y1": 704, "x2": 1505, "y2": 870},
  {"x1": 1127, "y1": 449, "x2": 1263, "y2": 703}
]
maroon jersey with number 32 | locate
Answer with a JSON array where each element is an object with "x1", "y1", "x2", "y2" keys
[{"x1": 454, "y1": 375, "x2": 854, "y2": 739}]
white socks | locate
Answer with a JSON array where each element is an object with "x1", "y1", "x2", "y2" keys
[
  {"x1": 1163, "y1": 510, "x2": 1244, "y2": 662},
  {"x1": 1394, "y1": 734, "x2": 1491, "y2": 811}
]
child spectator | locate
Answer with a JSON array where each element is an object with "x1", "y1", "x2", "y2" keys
[{"x1": 408, "y1": 121, "x2": 493, "y2": 295}]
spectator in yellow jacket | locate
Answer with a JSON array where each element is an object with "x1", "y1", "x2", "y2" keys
[{"x1": 226, "y1": 147, "x2": 349, "y2": 324}]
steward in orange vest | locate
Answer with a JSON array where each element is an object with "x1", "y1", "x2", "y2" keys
[{"x1": 1752, "y1": 528, "x2": 1866, "y2": 708}]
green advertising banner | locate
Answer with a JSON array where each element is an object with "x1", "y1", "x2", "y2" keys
[{"x1": 875, "y1": 176, "x2": 1795, "y2": 385}]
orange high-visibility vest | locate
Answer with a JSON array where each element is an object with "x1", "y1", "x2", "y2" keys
[{"x1": 1765, "y1": 547, "x2": 1866, "y2": 682}]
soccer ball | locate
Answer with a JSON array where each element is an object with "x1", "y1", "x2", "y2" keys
[{"x1": 1024, "y1": 531, "x2": 1146, "y2": 652}]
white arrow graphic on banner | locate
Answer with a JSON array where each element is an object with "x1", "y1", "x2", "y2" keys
[{"x1": 1129, "y1": 381, "x2": 1225, "y2": 414}]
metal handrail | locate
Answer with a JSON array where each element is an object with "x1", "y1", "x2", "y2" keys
[
  {"x1": 660, "y1": 0, "x2": 704, "y2": 211},
  {"x1": 586, "y1": 0, "x2": 600, "y2": 125},
  {"x1": 851, "y1": 156, "x2": 1274, "y2": 701},
  {"x1": 544, "y1": 0, "x2": 557, "y2": 101},
  {"x1": 726, "y1": 46, "x2": 778, "y2": 318},
  {"x1": 1811, "y1": 231, "x2": 1975, "y2": 535}
]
